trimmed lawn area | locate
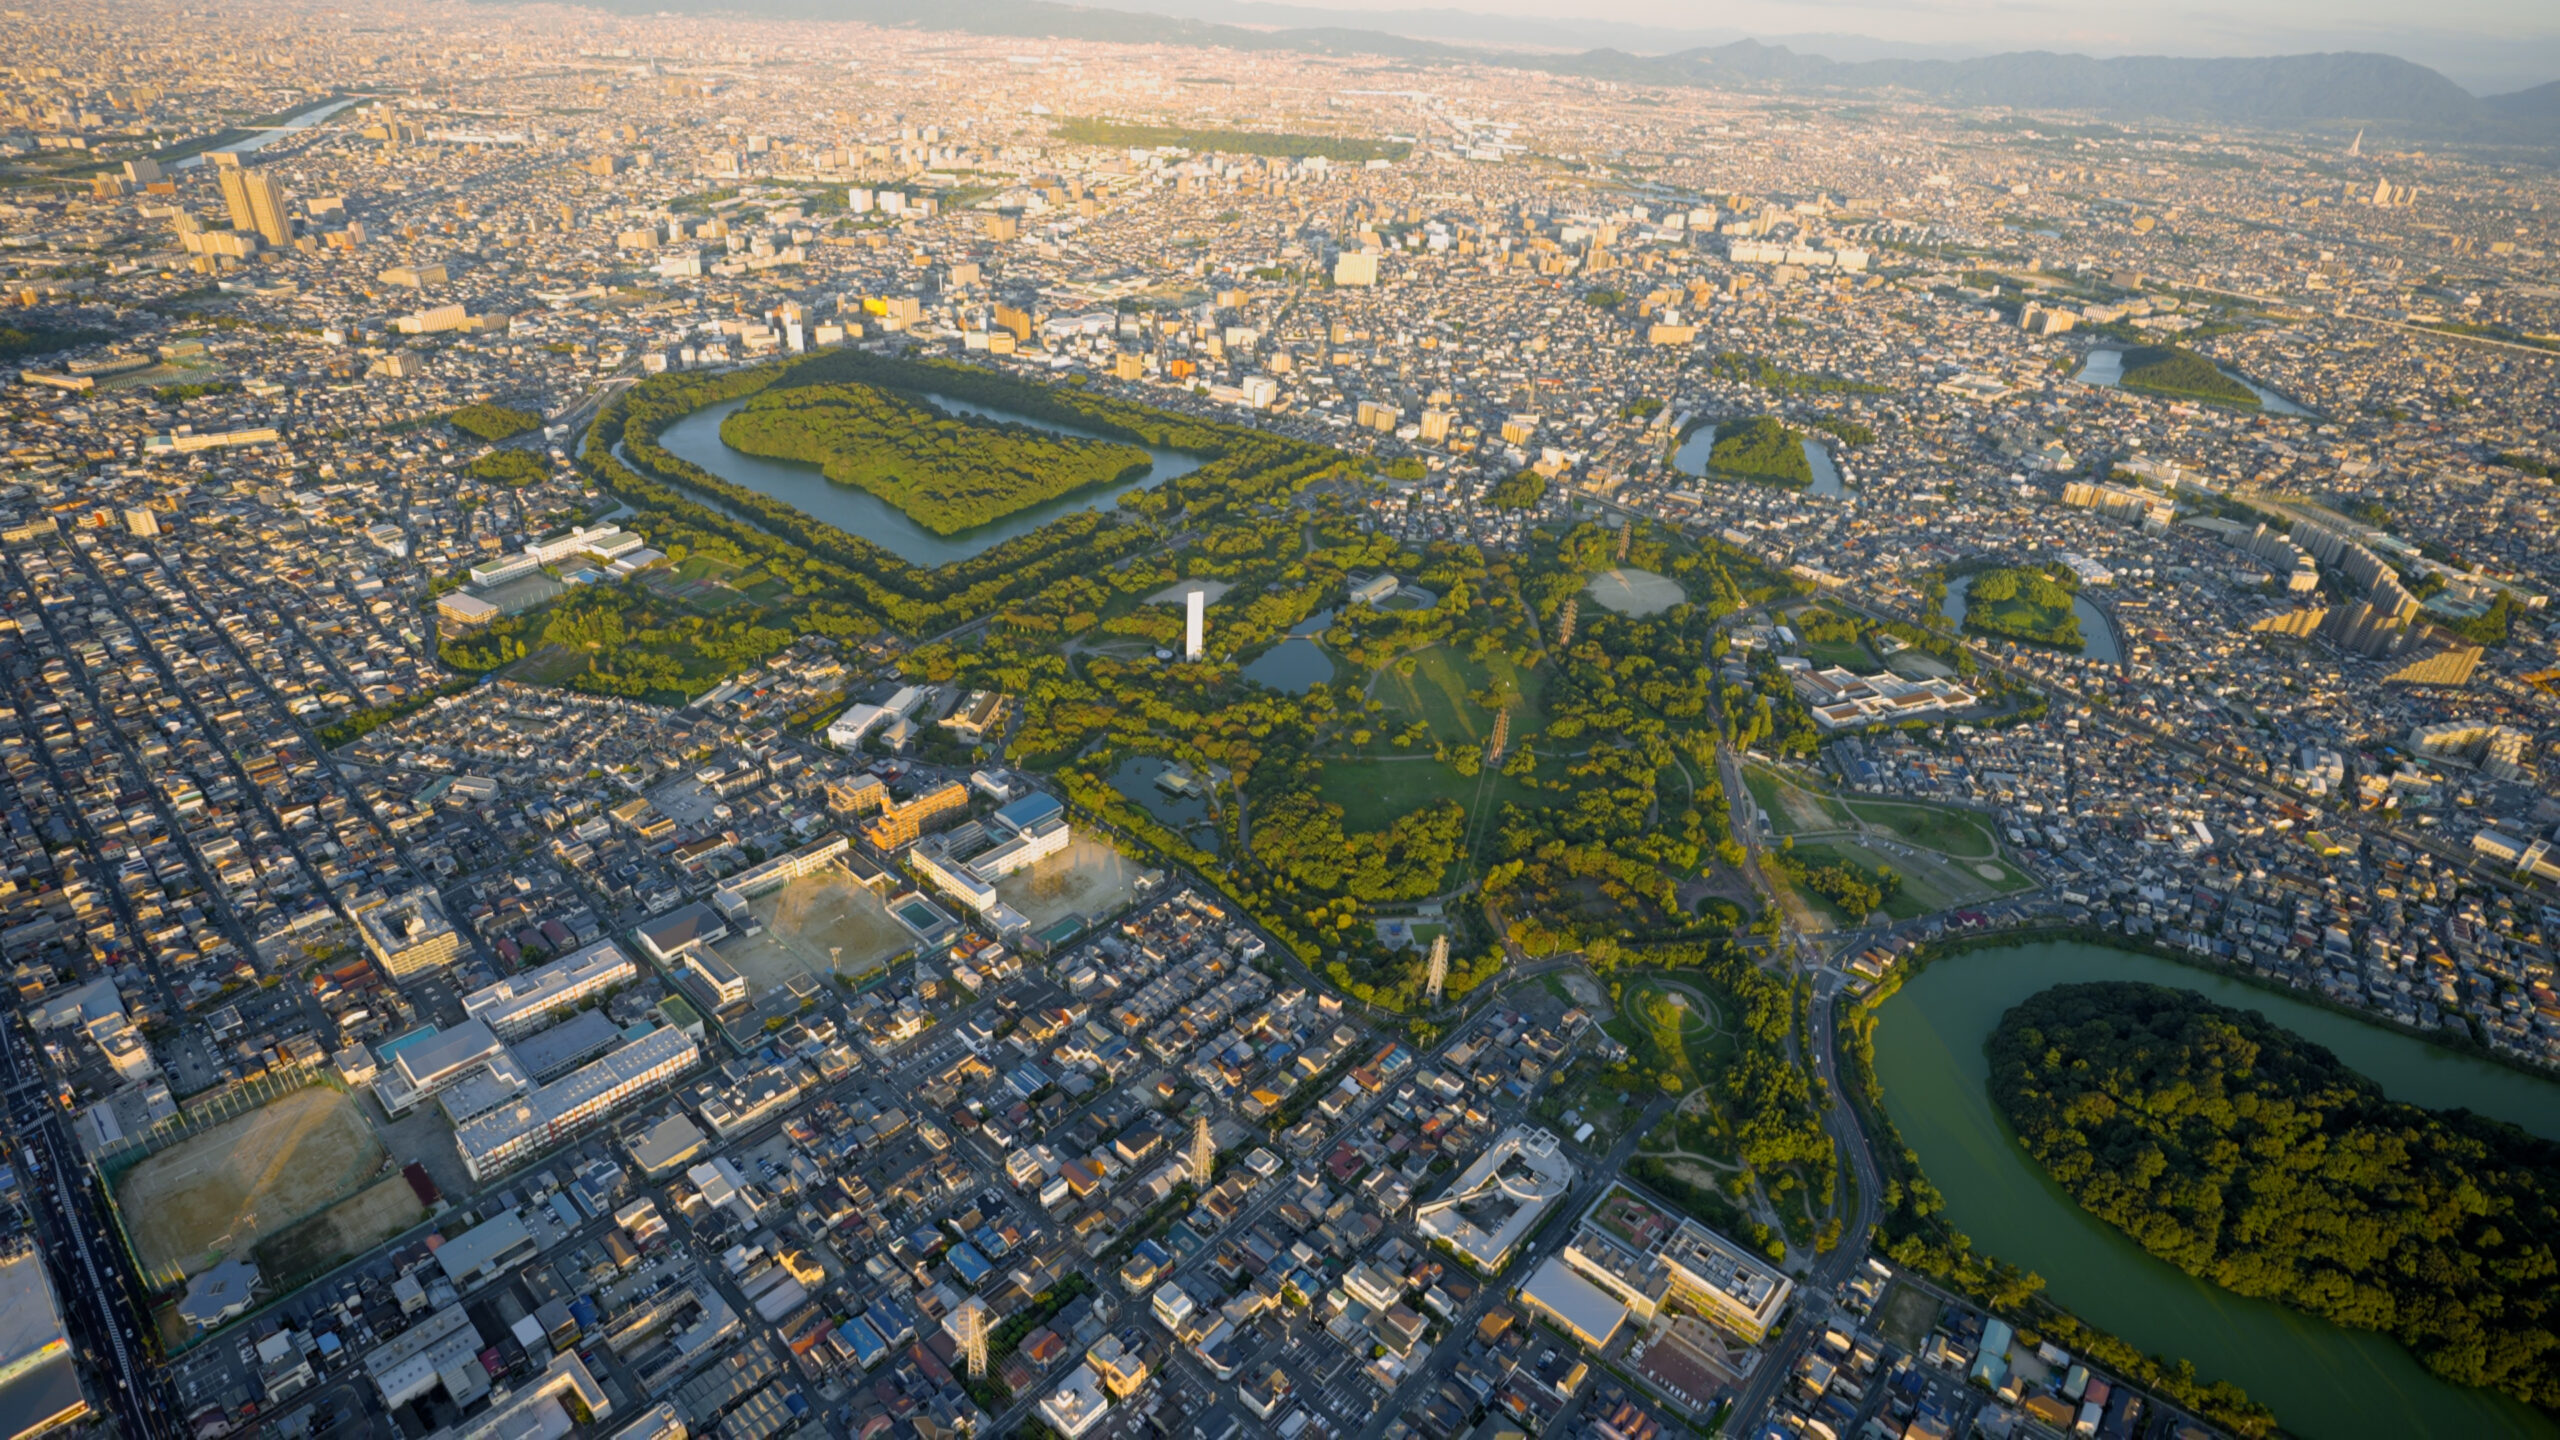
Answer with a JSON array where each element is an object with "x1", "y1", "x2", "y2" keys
[
  {"x1": 1742, "y1": 762, "x2": 1853, "y2": 835},
  {"x1": 1602, "y1": 978, "x2": 1734, "y2": 1094},
  {"x1": 1789, "y1": 840, "x2": 1934, "y2": 921},
  {"x1": 1317, "y1": 756, "x2": 1478, "y2": 830},
  {"x1": 1315, "y1": 753, "x2": 1541, "y2": 886},
  {"x1": 641, "y1": 555, "x2": 757, "y2": 613},
  {"x1": 1801, "y1": 638, "x2": 1876, "y2": 671},
  {"x1": 1371, "y1": 643, "x2": 1545, "y2": 751},
  {"x1": 1842, "y1": 797, "x2": 1999, "y2": 859},
  {"x1": 1793, "y1": 835, "x2": 2035, "y2": 919},
  {"x1": 668, "y1": 552, "x2": 742, "y2": 584}
]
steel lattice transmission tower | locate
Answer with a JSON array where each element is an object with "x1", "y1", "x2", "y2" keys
[
  {"x1": 1191, "y1": 1114, "x2": 1216, "y2": 1186},
  {"x1": 1423, "y1": 933, "x2": 1450, "y2": 1005},
  {"x1": 954, "y1": 1297, "x2": 990, "y2": 1379}
]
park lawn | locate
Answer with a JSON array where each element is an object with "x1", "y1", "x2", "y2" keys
[
  {"x1": 683, "y1": 583, "x2": 755, "y2": 614},
  {"x1": 1606, "y1": 978, "x2": 1732, "y2": 1094},
  {"x1": 1084, "y1": 584, "x2": 1158, "y2": 636},
  {"x1": 1317, "y1": 754, "x2": 1535, "y2": 831},
  {"x1": 644, "y1": 555, "x2": 758, "y2": 613},
  {"x1": 1797, "y1": 835, "x2": 2033, "y2": 918},
  {"x1": 1370, "y1": 643, "x2": 1546, "y2": 752},
  {"x1": 1842, "y1": 797, "x2": 1999, "y2": 859},
  {"x1": 1787, "y1": 840, "x2": 1932, "y2": 922},
  {"x1": 1963, "y1": 852, "x2": 2042, "y2": 895},
  {"x1": 1801, "y1": 638, "x2": 1876, "y2": 671},
  {"x1": 737, "y1": 572, "x2": 798, "y2": 606},
  {"x1": 668, "y1": 552, "x2": 743, "y2": 585},
  {"x1": 1316, "y1": 753, "x2": 1540, "y2": 886},
  {"x1": 1968, "y1": 591, "x2": 2081, "y2": 646},
  {"x1": 510, "y1": 643, "x2": 592, "y2": 689},
  {"x1": 1742, "y1": 762, "x2": 1853, "y2": 836}
]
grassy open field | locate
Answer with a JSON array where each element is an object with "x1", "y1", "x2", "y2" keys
[
  {"x1": 1841, "y1": 797, "x2": 2000, "y2": 858},
  {"x1": 1876, "y1": 1282, "x2": 1942, "y2": 1352},
  {"x1": 1742, "y1": 763, "x2": 1854, "y2": 835},
  {"x1": 1369, "y1": 643, "x2": 1545, "y2": 752},
  {"x1": 1800, "y1": 637, "x2": 1876, "y2": 671},
  {"x1": 638, "y1": 554, "x2": 759, "y2": 612},
  {"x1": 1607, "y1": 978, "x2": 1735, "y2": 1093},
  {"x1": 1314, "y1": 754, "x2": 1540, "y2": 887},
  {"x1": 1318, "y1": 756, "x2": 1530, "y2": 831},
  {"x1": 1743, "y1": 762, "x2": 2037, "y2": 925},
  {"x1": 1789, "y1": 836, "x2": 2035, "y2": 921},
  {"x1": 116, "y1": 1087, "x2": 384, "y2": 1279}
]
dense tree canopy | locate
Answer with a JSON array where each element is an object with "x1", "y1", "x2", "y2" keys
[
  {"x1": 2117, "y1": 346, "x2": 2260, "y2": 407},
  {"x1": 1705, "y1": 415, "x2": 1814, "y2": 489},
  {"x1": 1991, "y1": 982, "x2": 2560, "y2": 1410},
  {"x1": 591, "y1": 348, "x2": 1341, "y2": 635},
  {"x1": 449, "y1": 403, "x2": 542, "y2": 441},
  {"x1": 464, "y1": 448, "x2": 549, "y2": 486},
  {"x1": 1959, "y1": 564, "x2": 2085, "y2": 649},
  {"x1": 1485, "y1": 471, "x2": 1548, "y2": 510},
  {"x1": 1249, "y1": 792, "x2": 1463, "y2": 903},
  {"x1": 721, "y1": 380, "x2": 1155, "y2": 535}
]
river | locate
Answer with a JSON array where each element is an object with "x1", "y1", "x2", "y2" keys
[
  {"x1": 2074, "y1": 346, "x2": 2313, "y2": 416},
  {"x1": 173, "y1": 96, "x2": 358, "y2": 169},
  {"x1": 1940, "y1": 571, "x2": 2122, "y2": 665},
  {"x1": 650, "y1": 392, "x2": 1205, "y2": 567},
  {"x1": 1670, "y1": 423, "x2": 1844, "y2": 498},
  {"x1": 1871, "y1": 939, "x2": 2560, "y2": 1439}
]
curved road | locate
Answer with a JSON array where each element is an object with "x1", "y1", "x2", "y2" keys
[{"x1": 1724, "y1": 972, "x2": 1883, "y2": 1431}]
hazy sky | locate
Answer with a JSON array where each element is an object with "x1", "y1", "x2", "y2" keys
[{"x1": 1169, "y1": 0, "x2": 2560, "y2": 92}]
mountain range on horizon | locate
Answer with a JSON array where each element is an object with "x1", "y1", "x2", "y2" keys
[
  {"x1": 549, "y1": 0, "x2": 2560, "y2": 139},
  {"x1": 1073, "y1": 0, "x2": 2560, "y2": 100}
]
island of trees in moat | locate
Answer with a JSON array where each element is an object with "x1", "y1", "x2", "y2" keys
[{"x1": 1990, "y1": 981, "x2": 2560, "y2": 1412}]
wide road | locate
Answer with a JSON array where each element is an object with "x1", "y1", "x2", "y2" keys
[{"x1": 0, "y1": 1018, "x2": 180, "y2": 1439}]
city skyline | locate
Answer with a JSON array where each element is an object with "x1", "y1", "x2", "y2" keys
[{"x1": 0, "y1": 3, "x2": 2549, "y2": 1439}]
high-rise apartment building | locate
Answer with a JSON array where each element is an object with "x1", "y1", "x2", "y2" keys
[{"x1": 219, "y1": 168, "x2": 292, "y2": 246}]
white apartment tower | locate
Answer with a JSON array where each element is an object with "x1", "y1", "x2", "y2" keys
[{"x1": 1185, "y1": 589, "x2": 1205, "y2": 661}]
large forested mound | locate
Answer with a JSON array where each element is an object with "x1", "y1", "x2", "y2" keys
[
  {"x1": 1989, "y1": 981, "x2": 2560, "y2": 1409},
  {"x1": 721, "y1": 380, "x2": 1153, "y2": 534}
]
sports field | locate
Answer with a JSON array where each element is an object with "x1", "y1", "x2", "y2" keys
[
  {"x1": 255, "y1": 1174, "x2": 427, "y2": 1291},
  {"x1": 726, "y1": 867, "x2": 912, "y2": 989},
  {"x1": 116, "y1": 1087, "x2": 385, "y2": 1279}
]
